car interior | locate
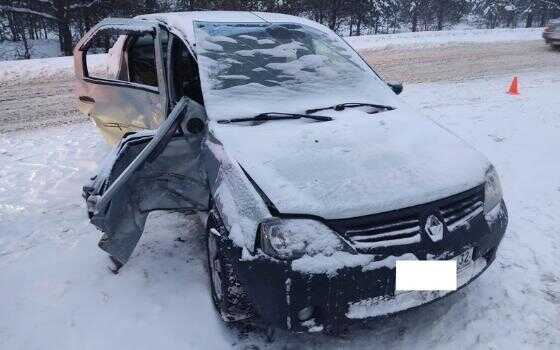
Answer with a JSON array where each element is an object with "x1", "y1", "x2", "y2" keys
[
  {"x1": 126, "y1": 33, "x2": 159, "y2": 87},
  {"x1": 169, "y1": 34, "x2": 204, "y2": 105},
  {"x1": 85, "y1": 29, "x2": 204, "y2": 106}
]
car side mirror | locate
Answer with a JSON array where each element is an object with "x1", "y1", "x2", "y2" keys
[{"x1": 387, "y1": 82, "x2": 404, "y2": 95}]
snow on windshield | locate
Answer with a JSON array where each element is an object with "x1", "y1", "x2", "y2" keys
[{"x1": 194, "y1": 22, "x2": 396, "y2": 120}]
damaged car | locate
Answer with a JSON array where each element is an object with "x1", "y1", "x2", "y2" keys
[{"x1": 74, "y1": 11, "x2": 508, "y2": 333}]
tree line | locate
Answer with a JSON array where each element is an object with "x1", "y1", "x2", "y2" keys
[{"x1": 1, "y1": 0, "x2": 560, "y2": 59}]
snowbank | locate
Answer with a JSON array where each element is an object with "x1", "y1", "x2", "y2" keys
[
  {"x1": 0, "y1": 54, "x2": 105, "y2": 83},
  {"x1": 346, "y1": 27, "x2": 543, "y2": 51},
  {"x1": 0, "y1": 39, "x2": 61, "y2": 61},
  {"x1": 0, "y1": 55, "x2": 73, "y2": 82}
]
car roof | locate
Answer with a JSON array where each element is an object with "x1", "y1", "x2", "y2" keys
[{"x1": 137, "y1": 11, "x2": 331, "y2": 44}]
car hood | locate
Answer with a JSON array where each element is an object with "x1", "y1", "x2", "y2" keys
[{"x1": 210, "y1": 107, "x2": 489, "y2": 219}]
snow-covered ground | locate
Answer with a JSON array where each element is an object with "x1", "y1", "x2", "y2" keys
[
  {"x1": 346, "y1": 27, "x2": 544, "y2": 51},
  {"x1": 1, "y1": 69, "x2": 559, "y2": 349},
  {"x1": 0, "y1": 53, "x2": 105, "y2": 83}
]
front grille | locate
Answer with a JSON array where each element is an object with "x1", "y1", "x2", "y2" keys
[
  {"x1": 439, "y1": 187, "x2": 484, "y2": 231},
  {"x1": 327, "y1": 212, "x2": 422, "y2": 253},
  {"x1": 326, "y1": 186, "x2": 484, "y2": 253},
  {"x1": 344, "y1": 216, "x2": 422, "y2": 251}
]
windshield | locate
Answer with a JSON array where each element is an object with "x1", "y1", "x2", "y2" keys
[{"x1": 194, "y1": 21, "x2": 396, "y2": 121}]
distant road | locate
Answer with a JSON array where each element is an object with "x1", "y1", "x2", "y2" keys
[
  {"x1": 363, "y1": 40, "x2": 560, "y2": 83},
  {"x1": 1, "y1": 39, "x2": 558, "y2": 133}
]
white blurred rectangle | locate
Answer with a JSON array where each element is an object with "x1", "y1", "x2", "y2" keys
[{"x1": 395, "y1": 260, "x2": 457, "y2": 291}]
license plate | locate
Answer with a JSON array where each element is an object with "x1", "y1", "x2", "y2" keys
[
  {"x1": 394, "y1": 248, "x2": 474, "y2": 294},
  {"x1": 454, "y1": 248, "x2": 473, "y2": 271}
]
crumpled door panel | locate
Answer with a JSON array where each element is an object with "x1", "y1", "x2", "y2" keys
[{"x1": 83, "y1": 98, "x2": 209, "y2": 264}]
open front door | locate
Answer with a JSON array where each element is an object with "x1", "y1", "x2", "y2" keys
[
  {"x1": 74, "y1": 18, "x2": 170, "y2": 145},
  {"x1": 83, "y1": 98, "x2": 210, "y2": 265}
]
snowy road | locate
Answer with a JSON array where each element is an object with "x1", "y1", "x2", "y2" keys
[
  {"x1": 1, "y1": 68, "x2": 559, "y2": 349},
  {"x1": 0, "y1": 79, "x2": 85, "y2": 133},
  {"x1": 1, "y1": 39, "x2": 558, "y2": 133},
  {"x1": 365, "y1": 40, "x2": 560, "y2": 83}
]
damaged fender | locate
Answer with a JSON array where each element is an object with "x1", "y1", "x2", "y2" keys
[{"x1": 83, "y1": 97, "x2": 210, "y2": 264}]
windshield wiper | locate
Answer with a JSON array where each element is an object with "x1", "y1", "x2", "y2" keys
[
  {"x1": 217, "y1": 112, "x2": 333, "y2": 124},
  {"x1": 306, "y1": 103, "x2": 395, "y2": 114}
]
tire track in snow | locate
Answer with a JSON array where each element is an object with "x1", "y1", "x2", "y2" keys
[{"x1": 0, "y1": 78, "x2": 84, "y2": 133}]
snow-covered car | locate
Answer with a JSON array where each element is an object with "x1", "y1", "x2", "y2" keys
[
  {"x1": 74, "y1": 11, "x2": 508, "y2": 333},
  {"x1": 543, "y1": 18, "x2": 560, "y2": 48}
]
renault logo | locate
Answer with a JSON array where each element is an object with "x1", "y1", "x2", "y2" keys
[{"x1": 425, "y1": 214, "x2": 444, "y2": 242}]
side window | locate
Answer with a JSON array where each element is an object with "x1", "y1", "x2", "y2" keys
[
  {"x1": 127, "y1": 33, "x2": 158, "y2": 87},
  {"x1": 84, "y1": 30, "x2": 125, "y2": 81},
  {"x1": 170, "y1": 35, "x2": 203, "y2": 104},
  {"x1": 83, "y1": 28, "x2": 167, "y2": 90}
]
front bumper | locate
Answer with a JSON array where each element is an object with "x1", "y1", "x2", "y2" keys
[
  {"x1": 543, "y1": 31, "x2": 560, "y2": 44},
  {"x1": 232, "y1": 200, "x2": 508, "y2": 332}
]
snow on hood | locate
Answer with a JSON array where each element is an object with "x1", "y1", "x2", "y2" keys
[{"x1": 210, "y1": 107, "x2": 489, "y2": 219}]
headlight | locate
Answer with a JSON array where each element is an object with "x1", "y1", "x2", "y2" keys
[
  {"x1": 259, "y1": 218, "x2": 355, "y2": 260},
  {"x1": 484, "y1": 165, "x2": 503, "y2": 215}
]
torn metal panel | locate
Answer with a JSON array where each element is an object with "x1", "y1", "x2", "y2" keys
[
  {"x1": 83, "y1": 98, "x2": 210, "y2": 264},
  {"x1": 202, "y1": 135, "x2": 272, "y2": 252}
]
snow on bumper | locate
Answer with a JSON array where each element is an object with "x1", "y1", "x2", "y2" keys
[
  {"x1": 543, "y1": 31, "x2": 560, "y2": 43},
  {"x1": 235, "y1": 201, "x2": 507, "y2": 332},
  {"x1": 238, "y1": 245, "x2": 499, "y2": 333},
  {"x1": 346, "y1": 255, "x2": 488, "y2": 319}
]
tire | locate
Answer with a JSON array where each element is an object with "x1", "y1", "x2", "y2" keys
[
  {"x1": 206, "y1": 207, "x2": 254, "y2": 322},
  {"x1": 207, "y1": 225, "x2": 224, "y2": 310}
]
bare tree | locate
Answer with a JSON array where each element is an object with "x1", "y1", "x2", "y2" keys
[
  {"x1": 2, "y1": 0, "x2": 560, "y2": 60},
  {"x1": 0, "y1": 0, "x2": 109, "y2": 55}
]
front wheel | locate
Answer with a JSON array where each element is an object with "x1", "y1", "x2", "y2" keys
[
  {"x1": 207, "y1": 226, "x2": 224, "y2": 308},
  {"x1": 206, "y1": 209, "x2": 254, "y2": 322}
]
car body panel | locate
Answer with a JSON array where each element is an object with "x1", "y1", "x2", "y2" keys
[
  {"x1": 211, "y1": 106, "x2": 489, "y2": 219},
  {"x1": 83, "y1": 98, "x2": 210, "y2": 263},
  {"x1": 74, "y1": 18, "x2": 169, "y2": 145},
  {"x1": 543, "y1": 31, "x2": 560, "y2": 42},
  {"x1": 202, "y1": 136, "x2": 273, "y2": 251},
  {"x1": 214, "y1": 200, "x2": 507, "y2": 332},
  {"x1": 77, "y1": 81, "x2": 163, "y2": 145},
  {"x1": 544, "y1": 18, "x2": 560, "y2": 45}
]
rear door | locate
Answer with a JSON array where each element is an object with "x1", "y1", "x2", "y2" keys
[{"x1": 74, "y1": 18, "x2": 169, "y2": 145}]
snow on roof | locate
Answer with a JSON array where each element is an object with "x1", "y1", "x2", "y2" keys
[{"x1": 137, "y1": 11, "x2": 332, "y2": 44}]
